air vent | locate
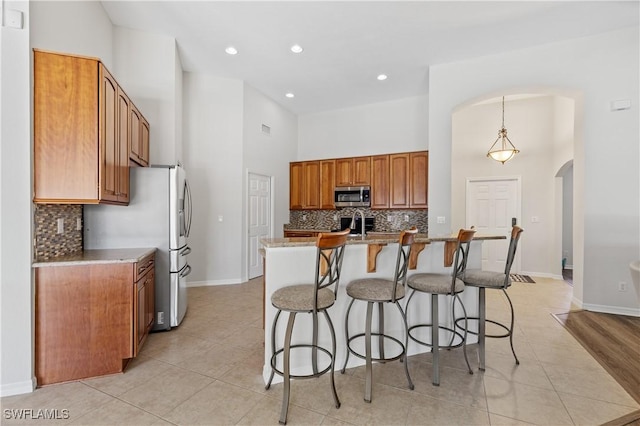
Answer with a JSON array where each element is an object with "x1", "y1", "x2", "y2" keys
[{"x1": 262, "y1": 124, "x2": 271, "y2": 135}]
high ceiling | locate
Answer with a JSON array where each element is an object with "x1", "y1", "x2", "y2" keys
[{"x1": 101, "y1": 1, "x2": 639, "y2": 115}]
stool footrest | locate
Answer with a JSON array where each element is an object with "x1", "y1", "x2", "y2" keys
[
  {"x1": 345, "y1": 332, "x2": 406, "y2": 363},
  {"x1": 454, "y1": 316, "x2": 512, "y2": 339},
  {"x1": 269, "y1": 344, "x2": 334, "y2": 380},
  {"x1": 408, "y1": 324, "x2": 466, "y2": 350}
]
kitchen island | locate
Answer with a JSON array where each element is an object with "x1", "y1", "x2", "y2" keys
[{"x1": 260, "y1": 233, "x2": 504, "y2": 385}]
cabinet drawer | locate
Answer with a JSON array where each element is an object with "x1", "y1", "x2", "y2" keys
[{"x1": 135, "y1": 253, "x2": 155, "y2": 282}]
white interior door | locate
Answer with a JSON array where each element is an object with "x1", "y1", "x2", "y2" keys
[
  {"x1": 248, "y1": 173, "x2": 271, "y2": 279},
  {"x1": 466, "y1": 177, "x2": 521, "y2": 272}
]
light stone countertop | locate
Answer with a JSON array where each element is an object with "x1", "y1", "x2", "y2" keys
[
  {"x1": 33, "y1": 248, "x2": 156, "y2": 267},
  {"x1": 260, "y1": 233, "x2": 504, "y2": 248}
]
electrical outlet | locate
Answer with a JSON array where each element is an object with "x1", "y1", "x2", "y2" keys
[
  {"x1": 403, "y1": 214, "x2": 409, "y2": 222},
  {"x1": 157, "y1": 312, "x2": 164, "y2": 324},
  {"x1": 76, "y1": 218, "x2": 82, "y2": 230},
  {"x1": 437, "y1": 216, "x2": 446, "y2": 224},
  {"x1": 57, "y1": 218, "x2": 64, "y2": 234},
  {"x1": 618, "y1": 282, "x2": 628, "y2": 292},
  {"x1": 302, "y1": 214, "x2": 307, "y2": 221}
]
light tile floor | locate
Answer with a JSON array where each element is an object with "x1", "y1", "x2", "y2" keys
[{"x1": 2, "y1": 276, "x2": 638, "y2": 425}]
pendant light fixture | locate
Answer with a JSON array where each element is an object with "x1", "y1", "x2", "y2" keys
[{"x1": 487, "y1": 96, "x2": 519, "y2": 164}]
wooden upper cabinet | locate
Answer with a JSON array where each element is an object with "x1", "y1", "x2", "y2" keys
[
  {"x1": 335, "y1": 156, "x2": 371, "y2": 186},
  {"x1": 390, "y1": 153, "x2": 410, "y2": 208},
  {"x1": 371, "y1": 155, "x2": 390, "y2": 209},
  {"x1": 130, "y1": 104, "x2": 150, "y2": 167},
  {"x1": 290, "y1": 162, "x2": 304, "y2": 210},
  {"x1": 409, "y1": 151, "x2": 428, "y2": 208},
  {"x1": 33, "y1": 49, "x2": 148, "y2": 205},
  {"x1": 320, "y1": 160, "x2": 336, "y2": 209},
  {"x1": 303, "y1": 161, "x2": 320, "y2": 209}
]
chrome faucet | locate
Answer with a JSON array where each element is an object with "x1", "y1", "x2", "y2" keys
[{"x1": 350, "y1": 209, "x2": 366, "y2": 240}]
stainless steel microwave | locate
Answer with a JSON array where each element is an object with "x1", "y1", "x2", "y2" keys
[{"x1": 334, "y1": 186, "x2": 370, "y2": 208}]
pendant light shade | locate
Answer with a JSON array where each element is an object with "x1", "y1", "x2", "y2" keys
[{"x1": 487, "y1": 96, "x2": 519, "y2": 164}]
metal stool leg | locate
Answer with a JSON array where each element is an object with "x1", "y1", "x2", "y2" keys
[
  {"x1": 341, "y1": 299, "x2": 355, "y2": 374},
  {"x1": 455, "y1": 294, "x2": 473, "y2": 375},
  {"x1": 378, "y1": 302, "x2": 385, "y2": 360},
  {"x1": 396, "y1": 300, "x2": 414, "y2": 390},
  {"x1": 503, "y1": 289, "x2": 519, "y2": 365},
  {"x1": 364, "y1": 301, "x2": 374, "y2": 403},
  {"x1": 266, "y1": 309, "x2": 282, "y2": 390},
  {"x1": 312, "y1": 311, "x2": 319, "y2": 375},
  {"x1": 324, "y1": 311, "x2": 341, "y2": 409},
  {"x1": 279, "y1": 312, "x2": 297, "y2": 425},
  {"x1": 478, "y1": 288, "x2": 486, "y2": 371},
  {"x1": 431, "y1": 294, "x2": 440, "y2": 386}
]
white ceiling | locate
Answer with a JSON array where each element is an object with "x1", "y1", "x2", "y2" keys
[{"x1": 101, "y1": 1, "x2": 639, "y2": 115}]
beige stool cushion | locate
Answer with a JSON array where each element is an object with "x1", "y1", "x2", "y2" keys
[
  {"x1": 463, "y1": 269, "x2": 510, "y2": 289},
  {"x1": 271, "y1": 284, "x2": 335, "y2": 312},
  {"x1": 346, "y1": 278, "x2": 405, "y2": 302},
  {"x1": 407, "y1": 273, "x2": 464, "y2": 295}
]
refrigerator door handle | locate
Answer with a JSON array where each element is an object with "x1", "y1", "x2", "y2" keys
[
  {"x1": 184, "y1": 179, "x2": 193, "y2": 238},
  {"x1": 179, "y1": 264, "x2": 192, "y2": 278},
  {"x1": 180, "y1": 246, "x2": 192, "y2": 256}
]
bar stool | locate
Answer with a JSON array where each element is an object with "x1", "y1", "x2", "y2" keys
[
  {"x1": 341, "y1": 227, "x2": 418, "y2": 403},
  {"x1": 405, "y1": 228, "x2": 476, "y2": 386},
  {"x1": 265, "y1": 228, "x2": 350, "y2": 425},
  {"x1": 456, "y1": 226, "x2": 524, "y2": 371}
]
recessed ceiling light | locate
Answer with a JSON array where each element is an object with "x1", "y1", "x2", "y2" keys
[
  {"x1": 225, "y1": 46, "x2": 238, "y2": 55},
  {"x1": 377, "y1": 74, "x2": 388, "y2": 81},
  {"x1": 290, "y1": 44, "x2": 304, "y2": 54},
  {"x1": 285, "y1": 93, "x2": 295, "y2": 98}
]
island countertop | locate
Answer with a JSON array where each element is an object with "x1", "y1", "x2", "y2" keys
[
  {"x1": 33, "y1": 248, "x2": 156, "y2": 267},
  {"x1": 260, "y1": 233, "x2": 504, "y2": 248}
]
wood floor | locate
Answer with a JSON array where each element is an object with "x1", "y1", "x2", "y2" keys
[{"x1": 554, "y1": 310, "x2": 640, "y2": 425}]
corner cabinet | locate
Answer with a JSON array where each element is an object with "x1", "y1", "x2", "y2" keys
[
  {"x1": 34, "y1": 250, "x2": 155, "y2": 386},
  {"x1": 34, "y1": 49, "x2": 149, "y2": 205}
]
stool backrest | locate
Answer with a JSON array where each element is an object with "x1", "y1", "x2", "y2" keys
[
  {"x1": 391, "y1": 227, "x2": 419, "y2": 302},
  {"x1": 503, "y1": 226, "x2": 524, "y2": 277},
  {"x1": 450, "y1": 228, "x2": 476, "y2": 294},
  {"x1": 314, "y1": 228, "x2": 350, "y2": 308}
]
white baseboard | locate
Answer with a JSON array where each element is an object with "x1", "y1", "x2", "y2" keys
[
  {"x1": 187, "y1": 279, "x2": 243, "y2": 288},
  {"x1": 0, "y1": 377, "x2": 36, "y2": 397},
  {"x1": 582, "y1": 303, "x2": 640, "y2": 317}
]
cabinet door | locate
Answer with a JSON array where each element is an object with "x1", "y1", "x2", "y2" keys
[
  {"x1": 335, "y1": 158, "x2": 353, "y2": 187},
  {"x1": 290, "y1": 162, "x2": 304, "y2": 210},
  {"x1": 135, "y1": 275, "x2": 146, "y2": 354},
  {"x1": 303, "y1": 161, "x2": 320, "y2": 209},
  {"x1": 130, "y1": 105, "x2": 141, "y2": 163},
  {"x1": 390, "y1": 153, "x2": 410, "y2": 208},
  {"x1": 99, "y1": 65, "x2": 119, "y2": 203},
  {"x1": 371, "y1": 155, "x2": 390, "y2": 209},
  {"x1": 33, "y1": 51, "x2": 99, "y2": 203},
  {"x1": 140, "y1": 117, "x2": 150, "y2": 166},
  {"x1": 352, "y1": 156, "x2": 371, "y2": 185},
  {"x1": 320, "y1": 160, "x2": 336, "y2": 209},
  {"x1": 116, "y1": 87, "x2": 130, "y2": 204},
  {"x1": 410, "y1": 151, "x2": 428, "y2": 208}
]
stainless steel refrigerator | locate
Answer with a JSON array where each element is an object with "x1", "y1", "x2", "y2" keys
[{"x1": 84, "y1": 165, "x2": 193, "y2": 331}]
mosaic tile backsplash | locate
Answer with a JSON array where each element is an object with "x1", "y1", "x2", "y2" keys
[
  {"x1": 34, "y1": 204, "x2": 83, "y2": 260},
  {"x1": 286, "y1": 208, "x2": 428, "y2": 234}
]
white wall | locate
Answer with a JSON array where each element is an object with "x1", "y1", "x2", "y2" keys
[
  {"x1": 242, "y1": 83, "x2": 298, "y2": 248},
  {"x1": 113, "y1": 27, "x2": 181, "y2": 166},
  {"x1": 29, "y1": 0, "x2": 113, "y2": 67},
  {"x1": 298, "y1": 95, "x2": 428, "y2": 159},
  {"x1": 182, "y1": 73, "x2": 244, "y2": 285},
  {"x1": 562, "y1": 164, "x2": 574, "y2": 268},
  {"x1": 429, "y1": 27, "x2": 640, "y2": 316},
  {"x1": 0, "y1": 0, "x2": 33, "y2": 397},
  {"x1": 1, "y1": 0, "x2": 116, "y2": 396},
  {"x1": 452, "y1": 96, "x2": 573, "y2": 277}
]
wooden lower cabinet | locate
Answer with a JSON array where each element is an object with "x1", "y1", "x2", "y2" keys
[{"x1": 35, "y1": 253, "x2": 155, "y2": 386}]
